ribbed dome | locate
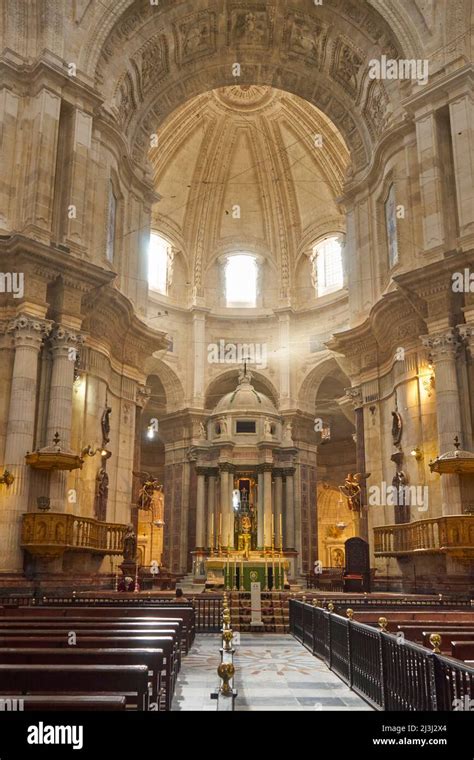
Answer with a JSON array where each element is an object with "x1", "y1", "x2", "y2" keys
[{"x1": 212, "y1": 371, "x2": 278, "y2": 415}]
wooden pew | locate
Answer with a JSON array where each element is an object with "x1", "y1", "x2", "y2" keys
[
  {"x1": 0, "y1": 635, "x2": 176, "y2": 710},
  {"x1": 3, "y1": 607, "x2": 195, "y2": 649},
  {"x1": 396, "y1": 624, "x2": 474, "y2": 642},
  {"x1": 0, "y1": 618, "x2": 188, "y2": 661},
  {"x1": 451, "y1": 641, "x2": 474, "y2": 662},
  {"x1": 1, "y1": 695, "x2": 127, "y2": 711},
  {"x1": 0, "y1": 624, "x2": 181, "y2": 673},
  {"x1": 422, "y1": 631, "x2": 474, "y2": 651},
  {"x1": 0, "y1": 664, "x2": 149, "y2": 710},
  {"x1": 0, "y1": 648, "x2": 164, "y2": 707}
]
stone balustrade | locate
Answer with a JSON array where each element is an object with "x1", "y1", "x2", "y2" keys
[
  {"x1": 374, "y1": 516, "x2": 474, "y2": 559},
  {"x1": 21, "y1": 513, "x2": 127, "y2": 561}
]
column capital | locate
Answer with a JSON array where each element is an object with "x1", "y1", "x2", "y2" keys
[
  {"x1": 458, "y1": 324, "x2": 474, "y2": 351},
  {"x1": 135, "y1": 383, "x2": 152, "y2": 409},
  {"x1": 219, "y1": 462, "x2": 235, "y2": 474},
  {"x1": 281, "y1": 467, "x2": 295, "y2": 477},
  {"x1": 273, "y1": 468, "x2": 285, "y2": 479},
  {"x1": 421, "y1": 328, "x2": 461, "y2": 361},
  {"x1": 344, "y1": 386, "x2": 363, "y2": 409},
  {"x1": 7, "y1": 314, "x2": 53, "y2": 348},
  {"x1": 257, "y1": 463, "x2": 273, "y2": 473},
  {"x1": 49, "y1": 325, "x2": 84, "y2": 355}
]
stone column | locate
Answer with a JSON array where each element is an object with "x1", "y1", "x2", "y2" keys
[
  {"x1": 449, "y1": 95, "x2": 474, "y2": 239},
  {"x1": 219, "y1": 465, "x2": 229, "y2": 547},
  {"x1": 415, "y1": 110, "x2": 446, "y2": 251},
  {"x1": 274, "y1": 471, "x2": 283, "y2": 548},
  {"x1": 192, "y1": 310, "x2": 207, "y2": 407},
  {"x1": 421, "y1": 329, "x2": 463, "y2": 514},
  {"x1": 263, "y1": 465, "x2": 272, "y2": 548},
  {"x1": 207, "y1": 473, "x2": 216, "y2": 549},
  {"x1": 228, "y1": 470, "x2": 235, "y2": 549},
  {"x1": 195, "y1": 468, "x2": 206, "y2": 550},
  {"x1": 257, "y1": 469, "x2": 264, "y2": 549},
  {"x1": 0, "y1": 315, "x2": 52, "y2": 571},
  {"x1": 46, "y1": 326, "x2": 83, "y2": 512},
  {"x1": 284, "y1": 468, "x2": 296, "y2": 550}
]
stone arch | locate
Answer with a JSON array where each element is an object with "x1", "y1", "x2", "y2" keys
[
  {"x1": 298, "y1": 355, "x2": 351, "y2": 414},
  {"x1": 142, "y1": 356, "x2": 185, "y2": 413},
  {"x1": 204, "y1": 368, "x2": 279, "y2": 412},
  {"x1": 85, "y1": 0, "x2": 417, "y2": 172}
]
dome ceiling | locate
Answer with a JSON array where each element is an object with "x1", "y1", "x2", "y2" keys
[{"x1": 149, "y1": 85, "x2": 349, "y2": 271}]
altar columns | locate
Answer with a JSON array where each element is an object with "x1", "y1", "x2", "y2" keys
[
  {"x1": 228, "y1": 472, "x2": 234, "y2": 545},
  {"x1": 284, "y1": 468, "x2": 296, "y2": 550},
  {"x1": 274, "y1": 471, "x2": 283, "y2": 548},
  {"x1": 207, "y1": 474, "x2": 216, "y2": 548},
  {"x1": 263, "y1": 465, "x2": 272, "y2": 547},
  {"x1": 1, "y1": 315, "x2": 52, "y2": 571},
  {"x1": 257, "y1": 470, "x2": 264, "y2": 548},
  {"x1": 195, "y1": 468, "x2": 206, "y2": 550},
  {"x1": 220, "y1": 466, "x2": 230, "y2": 546}
]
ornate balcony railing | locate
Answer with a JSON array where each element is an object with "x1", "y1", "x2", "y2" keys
[
  {"x1": 21, "y1": 512, "x2": 127, "y2": 561},
  {"x1": 374, "y1": 515, "x2": 474, "y2": 559}
]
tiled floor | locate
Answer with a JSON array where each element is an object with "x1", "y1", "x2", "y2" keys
[{"x1": 172, "y1": 633, "x2": 372, "y2": 711}]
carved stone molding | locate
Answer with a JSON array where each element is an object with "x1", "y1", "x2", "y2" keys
[
  {"x1": 421, "y1": 329, "x2": 461, "y2": 362},
  {"x1": 7, "y1": 315, "x2": 53, "y2": 348}
]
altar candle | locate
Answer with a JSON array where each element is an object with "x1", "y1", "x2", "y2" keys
[
  {"x1": 211, "y1": 513, "x2": 214, "y2": 549},
  {"x1": 271, "y1": 513, "x2": 274, "y2": 537},
  {"x1": 279, "y1": 514, "x2": 283, "y2": 549},
  {"x1": 219, "y1": 513, "x2": 222, "y2": 539}
]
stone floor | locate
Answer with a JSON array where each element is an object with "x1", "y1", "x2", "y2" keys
[{"x1": 172, "y1": 633, "x2": 373, "y2": 711}]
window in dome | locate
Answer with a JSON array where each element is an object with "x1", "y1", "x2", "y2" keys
[
  {"x1": 236, "y1": 420, "x2": 256, "y2": 434},
  {"x1": 148, "y1": 232, "x2": 171, "y2": 294},
  {"x1": 312, "y1": 235, "x2": 344, "y2": 297},
  {"x1": 225, "y1": 255, "x2": 257, "y2": 307}
]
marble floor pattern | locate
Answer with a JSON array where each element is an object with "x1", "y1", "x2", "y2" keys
[{"x1": 172, "y1": 633, "x2": 373, "y2": 711}]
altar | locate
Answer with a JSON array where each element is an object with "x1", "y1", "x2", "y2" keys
[{"x1": 206, "y1": 552, "x2": 289, "y2": 592}]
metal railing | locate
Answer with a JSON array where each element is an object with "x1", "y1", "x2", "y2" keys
[{"x1": 290, "y1": 599, "x2": 474, "y2": 711}]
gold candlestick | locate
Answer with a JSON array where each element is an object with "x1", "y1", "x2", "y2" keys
[{"x1": 279, "y1": 514, "x2": 283, "y2": 551}]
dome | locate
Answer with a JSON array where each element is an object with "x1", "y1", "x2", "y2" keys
[{"x1": 212, "y1": 370, "x2": 278, "y2": 416}]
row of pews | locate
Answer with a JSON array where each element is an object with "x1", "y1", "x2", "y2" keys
[
  {"x1": 0, "y1": 603, "x2": 195, "y2": 711},
  {"x1": 343, "y1": 610, "x2": 474, "y2": 663}
]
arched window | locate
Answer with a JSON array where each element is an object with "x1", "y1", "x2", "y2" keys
[
  {"x1": 148, "y1": 233, "x2": 171, "y2": 294},
  {"x1": 225, "y1": 254, "x2": 258, "y2": 307},
  {"x1": 312, "y1": 235, "x2": 344, "y2": 297}
]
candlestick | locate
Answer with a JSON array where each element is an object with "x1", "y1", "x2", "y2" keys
[
  {"x1": 211, "y1": 513, "x2": 214, "y2": 552},
  {"x1": 264, "y1": 555, "x2": 268, "y2": 591},
  {"x1": 241, "y1": 558, "x2": 244, "y2": 591},
  {"x1": 279, "y1": 514, "x2": 283, "y2": 551},
  {"x1": 134, "y1": 561, "x2": 139, "y2": 594}
]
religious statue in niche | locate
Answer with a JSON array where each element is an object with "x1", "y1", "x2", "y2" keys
[
  {"x1": 94, "y1": 466, "x2": 109, "y2": 522},
  {"x1": 101, "y1": 405, "x2": 112, "y2": 446},
  {"x1": 264, "y1": 417, "x2": 272, "y2": 437},
  {"x1": 199, "y1": 421, "x2": 207, "y2": 440},
  {"x1": 339, "y1": 472, "x2": 370, "y2": 512},
  {"x1": 123, "y1": 524, "x2": 137, "y2": 561},
  {"x1": 391, "y1": 410, "x2": 403, "y2": 448},
  {"x1": 283, "y1": 422, "x2": 293, "y2": 442}
]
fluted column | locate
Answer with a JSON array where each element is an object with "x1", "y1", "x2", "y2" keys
[
  {"x1": 195, "y1": 468, "x2": 206, "y2": 550},
  {"x1": 421, "y1": 329, "x2": 463, "y2": 514},
  {"x1": 46, "y1": 326, "x2": 83, "y2": 512},
  {"x1": 207, "y1": 474, "x2": 216, "y2": 548},
  {"x1": 228, "y1": 470, "x2": 235, "y2": 549},
  {"x1": 1, "y1": 315, "x2": 52, "y2": 571},
  {"x1": 274, "y1": 471, "x2": 283, "y2": 548},
  {"x1": 219, "y1": 465, "x2": 230, "y2": 547},
  {"x1": 257, "y1": 470, "x2": 264, "y2": 548},
  {"x1": 263, "y1": 465, "x2": 272, "y2": 548},
  {"x1": 284, "y1": 468, "x2": 296, "y2": 550}
]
